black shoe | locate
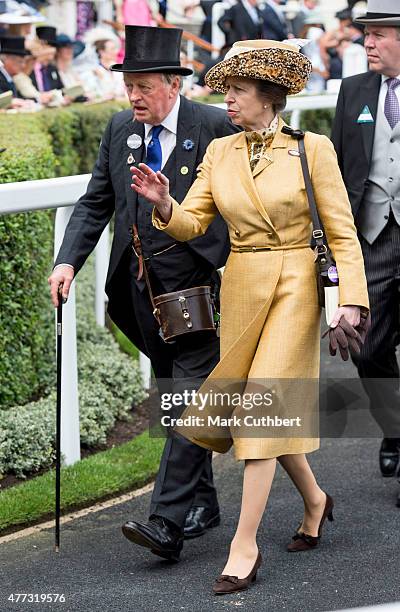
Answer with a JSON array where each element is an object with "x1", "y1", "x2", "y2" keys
[
  {"x1": 379, "y1": 438, "x2": 400, "y2": 477},
  {"x1": 184, "y1": 506, "x2": 221, "y2": 539},
  {"x1": 122, "y1": 515, "x2": 183, "y2": 562}
]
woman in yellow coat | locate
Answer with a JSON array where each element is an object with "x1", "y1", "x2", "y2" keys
[{"x1": 131, "y1": 40, "x2": 370, "y2": 594}]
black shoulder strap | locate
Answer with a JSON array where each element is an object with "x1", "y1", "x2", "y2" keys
[{"x1": 281, "y1": 126, "x2": 327, "y2": 257}]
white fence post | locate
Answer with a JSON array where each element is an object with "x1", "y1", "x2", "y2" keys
[
  {"x1": 54, "y1": 207, "x2": 81, "y2": 466},
  {"x1": 139, "y1": 354, "x2": 152, "y2": 390},
  {"x1": 95, "y1": 225, "x2": 110, "y2": 327}
]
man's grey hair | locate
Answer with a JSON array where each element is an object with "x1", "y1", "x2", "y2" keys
[{"x1": 162, "y1": 73, "x2": 183, "y2": 90}]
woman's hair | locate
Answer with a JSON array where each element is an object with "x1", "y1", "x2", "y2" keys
[{"x1": 253, "y1": 79, "x2": 288, "y2": 114}]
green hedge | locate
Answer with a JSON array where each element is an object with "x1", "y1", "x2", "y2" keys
[
  {"x1": 0, "y1": 102, "x2": 128, "y2": 409},
  {"x1": 0, "y1": 256, "x2": 147, "y2": 477},
  {"x1": 0, "y1": 117, "x2": 56, "y2": 407}
]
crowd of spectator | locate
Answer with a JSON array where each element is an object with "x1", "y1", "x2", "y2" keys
[{"x1": 0, "y1": 0, "x2": 370, "y2": 111}]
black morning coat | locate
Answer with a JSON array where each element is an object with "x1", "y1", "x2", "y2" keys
[
  {"x1": 55, "y1": 95, "x2": 238, "y2": 354},
  {"x1": 331, "y1": 71, "x2": 382, "y2": 218}
]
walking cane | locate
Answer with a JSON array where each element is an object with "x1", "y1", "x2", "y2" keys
[{"x1": 55, "y1": 286, "x2": 63, "y2": 552}]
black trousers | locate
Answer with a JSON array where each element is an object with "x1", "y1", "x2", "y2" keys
[
  {"x1": 355, "y1": 215, "x2": 400, "y2": 438},
  {"x1": 129, "y1": 266, "x2": 220, "y2": 528}
]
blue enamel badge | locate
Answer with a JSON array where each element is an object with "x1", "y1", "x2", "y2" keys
[{"x1": 182, "y1": 139, "x2": 194, "y2": 151}]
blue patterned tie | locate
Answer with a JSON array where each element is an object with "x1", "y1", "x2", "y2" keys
[
  {"x1": 384, "y1": 78, "x2": 400, "y2": 130},
  {"x1": 145, "y1": 125, "x2": 163, "y2": 172}
]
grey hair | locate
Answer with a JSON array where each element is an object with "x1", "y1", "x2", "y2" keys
[{"x1": 162, "y1": 73, "x2": 183, "y2": 90}]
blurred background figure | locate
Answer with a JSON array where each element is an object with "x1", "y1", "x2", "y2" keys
[
  {"x1": 289, "y1": 0, "x2": 319, "y2": 37},
  {"x1": 301, "y1": 10, "x2": 328, "y2": 92},
  {"x1": 218, "y1": 0, "x2": 263, "y2": 46},
  {"x1": 54, "y1": 33, "x2": 89, "y2": 101},
  {"x1": 261, "y1": 0, "x2": 289, "y2": 41},
  {"x1": 0, "y1": 33, "x2": 36, "y2": 109},
  {"x1": 113, "y1": 0, "x2": 156, "y2": 27},
  {"x1": 30, "y1": 26, "x2": 64, "y2": 93},
  {"x1": 94, "y1": 37, "x2": 126, "y2": 99}
]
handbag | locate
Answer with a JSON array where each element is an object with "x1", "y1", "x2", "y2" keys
[
  {"x1": 131, "y1": 225, "x2": 218, "y2": 343},
  {"x1": 282, "y1": 126, "x2": 340, "y2": 324}
]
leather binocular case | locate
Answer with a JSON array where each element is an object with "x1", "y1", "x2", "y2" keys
[{"x1": 153, "y1": 286, "x2": 217, "y2": 343}]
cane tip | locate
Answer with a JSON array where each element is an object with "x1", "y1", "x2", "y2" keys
[{"x1": 55, "y1": 545, "x2": 60, "y2": 553}]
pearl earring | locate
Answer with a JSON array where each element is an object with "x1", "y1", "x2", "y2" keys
[{"x1": 263, "y1": 105, "x2": 267, "y2": 109}]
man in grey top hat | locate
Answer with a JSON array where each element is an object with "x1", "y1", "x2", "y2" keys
[
  {"x1": 331, "y1": 0, "x2": 400, "y2": 506},
  {"x1": 48, "y1": 25, "x2": 238, "y2": 561}
]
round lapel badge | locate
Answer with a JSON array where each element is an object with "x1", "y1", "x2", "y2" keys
[
  {"x1": 180, "y1": 166, "x2": 189, "y2": 175},
  {"x1": 127, "y1": 134, "x2": 143, "y2": 149}
]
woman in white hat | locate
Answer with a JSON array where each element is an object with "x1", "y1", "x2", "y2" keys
[{"x1": 131, "y1": 40, "x2": 369, "y2": 594}]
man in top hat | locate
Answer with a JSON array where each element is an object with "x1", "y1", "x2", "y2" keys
[
  {"x1": 0, "y1": 34, "x2": 35, "y2": 108},
  {"x1": 48, "y1": 25, "x2": 237, "y2": 560},
  {"x1": 30, "y1": 26, "x2": 63, "y2": 92},
  {"x1": 331, "y1": 0, "x2": 400, "y2": 505}
]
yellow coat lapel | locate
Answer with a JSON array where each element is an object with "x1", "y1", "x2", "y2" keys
[{"x1": 233, "y1": 134, "x2": 275, "y2": 229}]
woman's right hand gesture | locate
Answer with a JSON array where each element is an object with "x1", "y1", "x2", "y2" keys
[{"x1": 130, "y1": 163, "x2": 172, "y2": 223}]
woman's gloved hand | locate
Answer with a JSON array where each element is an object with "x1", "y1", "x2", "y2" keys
[{"x1": 322, "y1": 306, "x2": 371, "y2": 361}]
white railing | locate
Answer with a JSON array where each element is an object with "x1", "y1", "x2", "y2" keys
[
  {"x1": 0, "y1": 175, "x2": 151, "y2": 466},
  {"x1": 0, "y1": 93, "x2": 338, "y2": 466},
  {"x1": 213, "y1": 92, "x2": 339, "y2": 129}
]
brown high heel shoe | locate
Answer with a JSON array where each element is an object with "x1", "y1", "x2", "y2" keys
[
  {"x1": 287, "y1": 493, "x2": 334, "y2": 552},
  {"x1": 213, "y1": 552, "x2": 262, "y2": 595}
]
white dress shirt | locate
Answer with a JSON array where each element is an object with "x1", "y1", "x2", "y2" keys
[
  {"x1": 54, "y1": 95, "x2": 182, "y2": 273},
  {"x1": 144, "y1": 94, "x2": 180, "y2": 170}
]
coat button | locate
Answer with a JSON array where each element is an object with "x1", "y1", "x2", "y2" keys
[
  {"x1": 388, "y1": 177, "x2": 394, "y2": 182},
  {"x1": 234, "y1": 230, "x2": 240, "y2": 237}
]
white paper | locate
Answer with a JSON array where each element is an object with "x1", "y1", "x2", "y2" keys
[{"x1": 324, "y1": 286, "x2": 340, "y2": 326}]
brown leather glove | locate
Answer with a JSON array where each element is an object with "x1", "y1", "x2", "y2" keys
[{"x1": 323, "y1": 311, "x2": 371, "y2": 361}]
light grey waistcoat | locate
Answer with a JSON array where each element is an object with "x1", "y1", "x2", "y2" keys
[{"x1": 356, "y1": 102, "x2": 400, "y2": 244}]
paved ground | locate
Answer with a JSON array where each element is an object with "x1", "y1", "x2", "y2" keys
[{"x1": 1, "y1": 349, "x2": 399, "y2": 612}]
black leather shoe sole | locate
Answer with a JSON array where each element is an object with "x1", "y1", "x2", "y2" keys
[
  {"x1": 121, "y1": 524, "x2": 182, "y2": 562},
  {"x1": 184, "y1": 513, "x2": 221, "y2": 540}
]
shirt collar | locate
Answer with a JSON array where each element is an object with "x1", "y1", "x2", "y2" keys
[
  {"x1": 382, "y1": 74, "x2": 400, "y2": 84},
  {"x1": 144, "y1": 94, "x2": 181, "y2": 139}
]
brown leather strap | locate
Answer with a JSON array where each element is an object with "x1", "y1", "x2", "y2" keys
[{"x1": 131, "y1": 224, "x2": 160, "y2": 324}]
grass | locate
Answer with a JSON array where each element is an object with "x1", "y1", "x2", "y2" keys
[
  {"x1": 0, "y1": 432, "x2": 164, "y2": 534},
  {"x1": 109, "y1": 320, "x2": 139, "y2": 360}
]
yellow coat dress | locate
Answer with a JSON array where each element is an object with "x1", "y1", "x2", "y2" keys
[{"x1": 153, "y1": 117, "x2": 369, "y2": 460}]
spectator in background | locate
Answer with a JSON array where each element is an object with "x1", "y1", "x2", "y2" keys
[
  {"x1": 290, "y1": 0, "x2": 319, "y2": 38},
  {"x1": 113, "y1": 0, "x2": 156, "y2": 26},
  {"x1": 12, "y1": 42, "x2": 56, "y2": 105},
  {"x1": 30, "y1": 26, "x2": 64, "y2": 92},
  {"x1": 54, "y1": 34, "x2": 91, "y2": 101},
  {"x1": 0, "y1": 34, "x2": 36, "y2": 109},
  {"x1": 345, "y1": 20, "x2": 365, "y2": 45},
  {"x1": 261, "y1": 0, "x2": 288, "y2": 41},
  {"x1": 301, "y1": 11, "x2": 328, "y2": 92},
  {"x1": 218, "y1": 0, "x2": 263, "y2": 46},
  {"x1": 94, "y1": 38, "x2": 126, "y2": 99}
]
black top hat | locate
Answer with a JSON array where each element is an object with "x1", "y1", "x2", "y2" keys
[
  {"x1": 0, "y1": 35, "x2": 30, "y2": 56},
  {"x1": 36, "y1": 26, "x2": 59, "y2": 47},
  {"x1": 111, "y1": 25, "x2": 193, "y2": 76}
]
